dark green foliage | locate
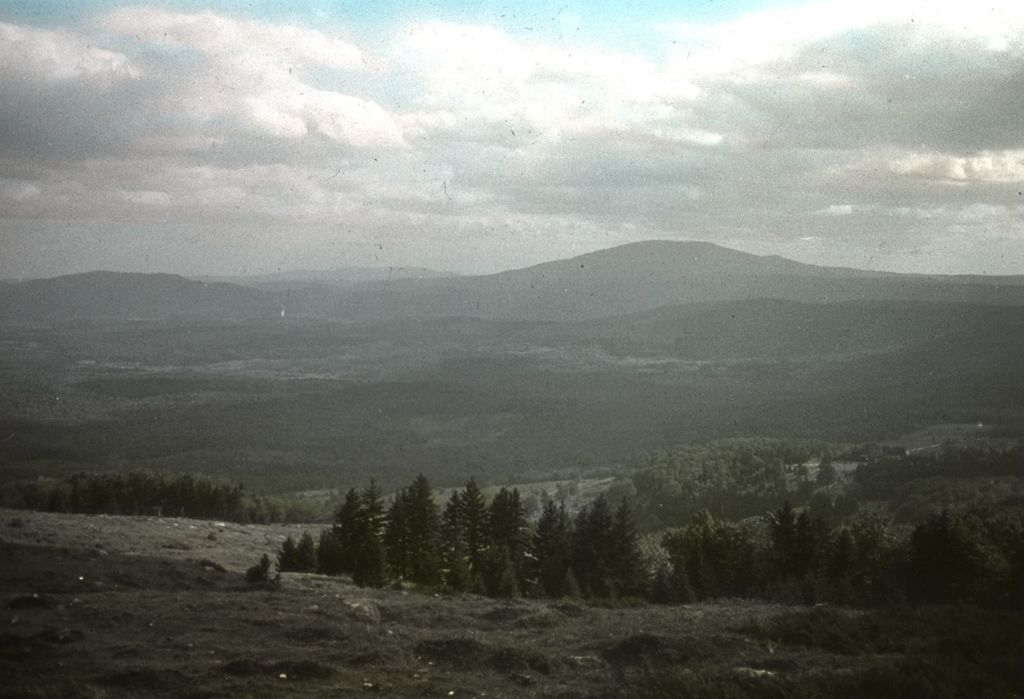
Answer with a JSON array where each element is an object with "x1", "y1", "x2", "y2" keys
[
  {"x1": 277, "y1": 531, "x2": 318, "y2": 573},
  {"x1": 485, "y1": 546, "x2": 521, "y2": 598},
  {"x1": 441, "y1": 491, "x2": 467, "y2": 589},
  {"x1": 531, "y1": 500, "x2": 573, "y2": 597},
  {"x1": 609, "y1": 499, "x2": 648, "y2": 598},
  {"x1": 662, "y1": 511, "x2": 757, "y2": 601},
  {"x1": 350, "y1": 481, "x2": 390, "y2": 587},
  {"x1": 460, "y1": 479, "x2": 490, "y2": 574},
  {"x1": 352, "y1": 529, "x2": 389, "y2": 587},
  {"x1": 316, "y1": 529, "x2": 345, "y2": 575},
  {"x1": 444, "y1": 539, "x2": 472, "y2": 592},
  {"x1": 6, "y1": 470, "x2": 282, "y2": 523},
  {"x1": 295, "y1": 531, "x2": 318, "y2": 572},
  {"x1": 628, "y1": 439, "x2": 833, "y2": 531},
  {"x1": 385, "y1": 475, "x2": 442, "y2": 586},
  {"x1": 572, "y1": 496, "x2": 616, "y2": 597},
  {"x1": 825, "y1": 514, "x2": 908, "y2": 607},
  {"x1": 331, "y1": 488, "x2": 362, "y2": 575},
  {"x1": 277, "y1": 536, "x2": 297, "y2": 572},
  {"x1": 908, "y1": 508, "x2": 1019, "y2": 606},
  {"x1": 767, "y1": 503, "x2": 828, "y2": 582},
  {"x1": 439, "y1": 479, "x2": 491, "y2": 589},
  {"x1": 488, "y1": 487, "x2": 528, "y2": 592},
  {"x1": 245, "y1": 554, "x2": 272, "y2": 583}
]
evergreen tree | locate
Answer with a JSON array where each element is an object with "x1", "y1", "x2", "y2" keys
[
  {"x1": 444, "y1": 538, "x2": 472, "y2": 592},
  {"x1": 384, "y1": 488, "x2": 411, "y2": 580},
  {"x1": 404, "y1": 474, "x2": 442, "y2": 586},
  {"x1": 295, "y1": 530, "x2": 318, "y2": 572},
  {"x1": 531, "y1": 500, "x2": 573, "y2": 597},
  {"x1": 909, "y1": 510, "x2": 985, "y2": 604},
  {"x1": 277, "y1": 535, "x2": 299, "y2": 572},
  {"x1": 487, "y1": 546, "x2": 521, "y2": 597},
  {"x1": 351, "y1": 481, "x2": 390, "y2": 587},
  {"x1": 352, "y1": 529, "x2": 390, "y2": 588},
  {"x1": 317, "y1": 528, "x2": 345, "y2": 575},
  {"x1": 332, "y1": 488, "x2": 362, "y2": 575},
  {"x1": 441, "y1": 490, "x2": 466, "y2": 586},
  {"x1": 460, "y1": 479, "x2": 490, "y2": 574},
  {"x1": 572, "y1": 496, "x2": 615, "y2": 597},
  {"x1": 609, "y1": 498, "x2": 647, "y2": 598},
  {"x1": 489, "y1": 487, "x2": 528, "y2": 590}
]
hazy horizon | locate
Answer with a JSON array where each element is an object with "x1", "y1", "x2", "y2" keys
[
  {"x1": 7, "y1": 237, "x2": 1024, "y2": 283},
  {"x1": 2, "y1": 0, "x2": 1023, "y2": 279}
]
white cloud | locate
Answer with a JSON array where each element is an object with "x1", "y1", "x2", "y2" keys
[
  {"x1": 660, "y1": 0, "x2": 1024, "y2": 79},
  {"x1": 3, "y1": 2, "x2": 1023, "y2": 277},
  {"x1": 0, "y1": 21, "x2": 139, "y2": 85},
  {"x1": 821, "y1": 204, "x2": 855, "y2": 216},
  {"x1": 103, "y1": 8, "x2": 405, "y2": 148},
  {"x1": 886, "y1": 150, "x2": 1024, "y2": 183},
  {"x1": 103, "y1": 8, "x2": 365, "y2": 72},
  {"x1": 396, "y1": 21, "x2": 706, "y2": 146}
]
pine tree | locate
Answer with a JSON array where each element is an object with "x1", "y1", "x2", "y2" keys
[
  {"x1": 384, "y1": 488, "x2": 411, "y2": 580},
  {"x1": 487, "y1": 546, "x2": 521, "y2": 597},
  {"x1": 296, "y1": 531, "x2": 318, "y2": 572},
  {"x1": 609, "y1": 499, "x2": 647, "y2": 598},
  {"x1": 317, "y1": 528, "x2": 345, "y2": 575},
  {"x1": 489, "y1": 487, "x2": 528, "y2": 590},
  {"x1": 445, "y1": 538, "x2": 472, "y2": 592},
  {"x1": 277, "y1": 535, "x2": 299, "y2": 572},
  {"x1": 460, "y1": 479, "x2": 490, "y2": 575},
  {"x1": 404, "y1": 474, "x2": 442, "y2": 586},
  {"x1": 350, "y1": 481, "x2": 390, "y2": 587},
  {"x1": 352, "y1": 529, "x2": 390, "y2": 588},
  {"x1": 531, "y1": 500, "x2": 573, "y2": 597},
  {"x1": 572, "y1": 496, "x2": 615, "y2": 598},
  {"x1": 332, "y1": 488, "x2": 362, "y2": 575},
  {"x1": 441, "y1": 490, "x2": 465, "y2": 586}
]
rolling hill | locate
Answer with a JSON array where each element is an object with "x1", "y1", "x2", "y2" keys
[
  {"x1": 4, "y1": 242, "x2": 1023, "y2": 322},
  {"x1": 319, "y1": 241, "x2": 1024, "y2": 321},
  {"x1": 0, "y1": 271, "x2": 280, "y2": 321}
]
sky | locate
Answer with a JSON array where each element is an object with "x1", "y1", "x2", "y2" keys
[{"x1": 1, "y1": 0, "x2": 1022, "y2": 278}]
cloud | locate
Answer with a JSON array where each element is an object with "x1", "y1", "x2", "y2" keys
[
  {"x1": 396, "y1": 21, "x2": 708, "y2": 146},
  {"x1": 103, "y1": 8, "x2": 405, "y2": 148},
  {"x1": 1, "y1": 2, "x2": 1022, "y2": 277},
  {"x1": 886, "y1": 150, "x2": 1024, "y2": 184},
  {"x1": 0, "y1": 21, "x2": 139, "y2": 85}
]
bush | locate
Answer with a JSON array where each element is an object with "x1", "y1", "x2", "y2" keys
[{"x1": 246, "y1": 554, "x2": 272, "y2": 583}]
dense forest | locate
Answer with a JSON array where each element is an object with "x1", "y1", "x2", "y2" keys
[{"x1": 0, "y1": 471, "x2": 294, "y2": 523}]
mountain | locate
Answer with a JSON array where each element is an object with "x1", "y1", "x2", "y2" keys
[
  {"x1": 325, "y1": 241, "x2": 1024, "y2": 321},
  {"x1": 199, "y1": 266, "x2": 456, "y2": 291},
  {"x1": 3, "y1": 242, "x2": 1022, "y2": 323},
  {"x1": 0, "y1": 271, "x2": 280, "y2": 321}
]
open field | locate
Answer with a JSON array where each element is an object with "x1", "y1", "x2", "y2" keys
[{"x1": 2, "y1": 508, "x2": 1022, "y2": 699}]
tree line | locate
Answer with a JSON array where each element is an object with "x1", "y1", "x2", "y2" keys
[
  {"x1": 277, "y1": 475, "x2": 647, "y2": 599},
  {"x1": 274, "y1": 475, "x2": 1024, "y2": 609},
  {"x1": 2, "y1": 471, "x2": 286, "y2": 523}
]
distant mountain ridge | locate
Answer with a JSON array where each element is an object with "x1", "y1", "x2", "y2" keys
[
  {"x1": 0, "y1": 271, "x2": 279, "y2": 321},
  {"x1": 2, "y1": 241, "x2": 1022, "y2": 322},
  {"x1": 198, "y1": 266, "x2": 456, "y2": 291},
  {"x1": 323, "y1": 240, "x2": 1024, "y2": 321}
]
